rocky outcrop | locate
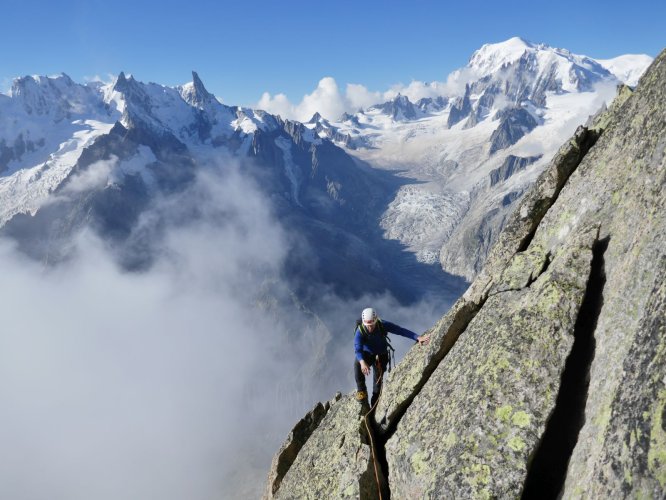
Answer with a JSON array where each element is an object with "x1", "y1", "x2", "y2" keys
[
  {"x1": 489, "y1": 154, "x2": 542, "y2": 187},
  {"x1": 489, "y1": 106, "x2": 539, "y2": 154},
  {"x1": 386, "y1": 222, "x2": 599, "y2": 497},
  {"x1": 579, "y1": 259, "x2": 665, "y2": 497},
  {"x1": 310, "y1": 115, "x2": 355, "y2": 148},
  {"x1": 416, "y1": 96, "x2": 448, "y2": 113},
  {"x1": 555, "y1": 50, "x2": 666, "y2": 498},
  {"x1": 266, "y1": 394, "x2": 387, "y2": 499},
  {"x1": 264, "y1": 395, "x2": 339, "y2": 498},
  {"x1": 372, "y1": 94, "x2": 418, "y2": 121},
  {"x1": 447, "y1": 85, "x2": 473, "y2": 127},
  {"x1": 265, "y1": 49, "x2": 666, "y2": 499},
  {"x1": 464, "y1": 83, "x2": 500, "y2": 129}
]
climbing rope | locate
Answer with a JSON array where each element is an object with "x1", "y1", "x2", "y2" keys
[{"x1": 363, "y1": 355, "x2": 385, "y2": 500}]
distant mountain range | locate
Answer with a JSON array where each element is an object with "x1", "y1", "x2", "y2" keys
[
  {"x1": 0, "y1": 37, "x2": 652, "y2": 296},
  {"x1": 0, "y1": 68, "x2": 462, "y2": 305},
  {"x1": 303, "y1": 37, "x2": 652, "y2": 278}
]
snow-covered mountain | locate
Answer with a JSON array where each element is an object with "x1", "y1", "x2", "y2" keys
[
  {"x1": 0, "y1": 37, "x2": 653, "y2": 288},
  {"x1": 595, "y1": 54, "x2": 654, "y2": 86},
  {"x1": 305, "y1": 37, "x2": 652, "y2": 278},
  {"x1": 0, "y1": 70, "x2": 463, "y2": 303},
  {"x1": 0, "y1": 74, "x2": 117, "y2": 220}
]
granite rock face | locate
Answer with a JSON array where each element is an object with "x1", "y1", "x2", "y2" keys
[
  {"x1": 267, "y1": 394, "x2": 387, "y2": 499},
  {"x1": 488, "y1": 107, "x2": 539, "y2": 154},
  {"x1": 375, "y1": 118, "x2": 610, "y2": 437},
  {"x1": 265, "y1": 49, "x2": 666, "y2": 499},
  {"x1": 489, "y1": 154, "x2": 542, "y2": 187},
  {"x1": 386, "y1": 222, "x2": 598, "y2": 498},
  {"x1": 584, "y1": 259, "x2": 666, "y2": 497},
  {"x1": 447, "y1": 85, "x2": 473, "y2": 127},
  {"x1": 556, "y1": 49, "x2": 666, "y2": 498},
  {"x1": 264, "y1": 397, "x2": 336, "y2": 499},
  {"x1": 371, "y1": 94, "x2": 418, "y2": 121}
]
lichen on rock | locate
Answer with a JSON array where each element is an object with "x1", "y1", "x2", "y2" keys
[
  {"x1": 385, "y1": 222, "x2": 599, "y2": 498},
  {"x1": 267, "y1": 394, "x2": 386, "y2": 499},
  {"x1": 263, "y1": 393, "x2": 340, "y2": 499}
]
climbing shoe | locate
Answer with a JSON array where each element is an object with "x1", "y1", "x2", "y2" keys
[{"x1": 356, "y1": 390, "x2": 368, "y2": 403}]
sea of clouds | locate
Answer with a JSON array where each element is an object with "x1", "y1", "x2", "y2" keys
[{"x1": 0, "y1": 159, "x2": 450, "y2": 499}]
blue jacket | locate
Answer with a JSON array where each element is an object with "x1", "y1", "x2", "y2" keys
[{"x1": 354, "y1": 320, "x2": 419, "y2": 361}]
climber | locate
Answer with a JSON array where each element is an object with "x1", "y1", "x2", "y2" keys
[{"x1": 354, "y1": 307, "x2": 430, "y2": 407}]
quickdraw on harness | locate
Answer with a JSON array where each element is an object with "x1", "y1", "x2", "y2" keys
[{"x1": 356, "y1": 318, "x2": 396, "y2": 372}]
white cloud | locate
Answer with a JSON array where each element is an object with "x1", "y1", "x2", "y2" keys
[
  {"x1": 1, "y1": 76, "x2": 12, "y2": 95},
  {"x1": 345, "y1": 83, "x2": 382, "y2": 112},
  {"x1": 299, "y1": 76, "x2": 347, "y2": 121},
  {"x1": 384, "y1": 79, "x2": 469, "y2": 103},
  {"x1": 443, "y1": 67, "x2": 482, "y2": 96},
  {"x1": 0, "y1": 156, "x2": 457, "y2": 499},
  {"x1": 255, "y1": 72, "x2": 472, "y2": 122},
  {"x1": 83, "y1": 73, "x2": 116, "y2": 85},
  {"x1": 62, "y1": 157, "x2": 117, "y2": 193},
  {"x1": 0, "y1": 163, "x2": 339, "y2": 500},
  {"x1": 257, "y1": 91, "x2": 295, "y2": 119},
  {"x1": 258, "y1": 77, "x2": 349, "y2": 122}
]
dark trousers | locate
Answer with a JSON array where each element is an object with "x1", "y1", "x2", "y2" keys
[{"x1": 354, "y1": 352, "x2": 389, "y2": 398}]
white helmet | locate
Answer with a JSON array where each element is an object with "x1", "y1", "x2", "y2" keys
[{"x1": 362, "y1": 307, "x2": 377, "y2": 325}]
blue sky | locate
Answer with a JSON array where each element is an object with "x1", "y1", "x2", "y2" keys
[{"x1": 3, "y1": 0, "x2": 664, "y2": 106}]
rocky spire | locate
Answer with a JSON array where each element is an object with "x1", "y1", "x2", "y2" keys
[
  {"x1": 308, "y1": 112, "x2": 322, "y2": 124},
  {"x1": 185, "y1": 71, "x2": 216, "y2": 108}
]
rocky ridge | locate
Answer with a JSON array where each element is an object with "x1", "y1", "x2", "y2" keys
[{"x1": 264, "y1": 48, "x2": 666, "y2": 498}]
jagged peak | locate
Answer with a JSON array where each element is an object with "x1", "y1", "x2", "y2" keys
[
  {"x1": 191, "y1": 70, "x2": 203, "y2": 87},
  {"x1": 117, "y1": 71, "x2": 137, "y2": 83},
  {"x1": 192, "y1": 71, "x2": 214, "y2": 101},
  {"x1": 112, "y1": 71, "x2": 135, "y2": 93},
  {"x1": 369, "y1": 92, "x2": 417, "y2": 120},
  {"x1": 308, "y1": 112, "x2": 323, "y2": 124},
  {"x1": 179, "y1": 71, "x2": 216, "y2": 109},
  {"x1": 112, "y1": 72, "x2": 146, "y2": 101},
  {"x1": 393, "y1": 92, "x2": 412, "y2": 104}
]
